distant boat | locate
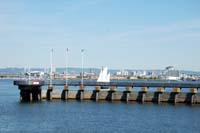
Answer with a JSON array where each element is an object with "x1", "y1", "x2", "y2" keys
[{"x1": 97, "y1": 67, "x2": 110, "y2": 90}]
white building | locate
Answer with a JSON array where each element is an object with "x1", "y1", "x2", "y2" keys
[
  {"x1": 163, "y1": 66, "x2": 180, "y2": 80},
  {"x1": 116, "y1": 70, "x2": 129, "y2": 76}
]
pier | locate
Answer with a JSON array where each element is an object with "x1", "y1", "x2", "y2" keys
[{"x1": 14, "y1": 80, "x2": 200, "y2": 104}]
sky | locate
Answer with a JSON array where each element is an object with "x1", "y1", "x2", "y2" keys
[{"x1": 0, "y1": 0, "x2": 200, "y2": 70}]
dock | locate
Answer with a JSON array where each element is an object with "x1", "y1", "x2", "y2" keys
[{"x1": 14, "y1": 80, "x2": 200, "y2": 104}]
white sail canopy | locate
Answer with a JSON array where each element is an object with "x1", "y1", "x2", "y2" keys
[{"x1": 97, "y1": 67, "x2": 110, "y2": 82}]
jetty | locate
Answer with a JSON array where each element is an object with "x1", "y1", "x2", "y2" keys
[{"x1": 14, "y1": 80, "x2": 200, "y2": 104}]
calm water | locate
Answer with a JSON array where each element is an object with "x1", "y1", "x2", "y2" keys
[{"x1": 0, "y1": 79, "x2": 200, "y2": 132}]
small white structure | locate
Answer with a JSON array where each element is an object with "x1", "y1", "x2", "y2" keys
[{"x1": 97, "y1": 67, "x2": 110, "y2": 82}]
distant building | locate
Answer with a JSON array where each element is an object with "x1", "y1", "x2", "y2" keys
[
  {"x1": 131, "y1": 71, "x2": 146, "y2": 77},
  {"x1": 25, "y1": 71, "x2": 45, "y2": 78},
  {"x1": 116, "y1": 71, "x2": 122, "y2": 76},
  {"x1": 116, "y1": 70, "x2": 129, "y2": 76},
  {"x1": 163, "y1": 66, "x2": 180, "y2": 80},
  {"x1": 142, "y1": 71, "x2": 147, "y2": 76},
  {"x1": 131, "y1": 71, "x2": 137, "y2": 76}
]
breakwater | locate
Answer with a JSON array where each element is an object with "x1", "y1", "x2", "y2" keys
[{"x1": 14, "y1": 80, "x2": 200, "y2": 104}]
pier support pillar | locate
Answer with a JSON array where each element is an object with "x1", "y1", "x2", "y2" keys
[
  {"x1": 190, "y1": 88, "x2": 197, "y2": 104},
  {"x1": 110, "y1": 86, "x2": 116, "y2": 101},
  {"x1": 142, "y1": 93, "x2": 146, "y2": 103},
  {"x1": 80, "y1": 85, "x2": 85, "y2": 91},
  {"x1": 157, "y1": 87, "x2": 165, "y2": 93},
  {"x1": 157, "y1": 92, "x2": 161, "y2": 103},
  {"x1": 20, "y1": 91, "x2": 23, "y2": 101},
  {"x1": 47, "y1": 85, "x2": 53, "y2": 100},
  {"x1": 190, "y1": 88, "x2": 198, "y2": 93},
  {"x1": 47, "y1": 90, "x2": 53, "y2": 100},
  {"x1": 62, "y1": 90, "x2": 68, "y2": 100},
  {"x1": 38, "y1": 93, "x2": 41, "y2": 101},
  {"x1": 30, "y1": 92, "x2": 33, "y2": 102},
  {"x1": 95, "y1": 86, "x2": 101, "y2": 91},
  {"x1": 18, "y1": 85, "x2": 42, "y2": 102},
  {"x1": 95, "y1": 90, "x2": 99, "y2": 102},
  {"x1": 79, "y1": 86, "x2": 85, "y2": 101},
  {"x1": 126, "y1": 86, "x2": 133, "y2": 92},
  {"x1": 157, "y1": 87, "x2": 164, "y2": 103},
  {"x1": 36, "y1": 89, "x2": 41, "y2": 101},
  {"x1": 95, "y1": 86, "x2": 101, "y2": 102},
  {"x1": 173, "y1": 88, "x2": 180, "y2": 104},
  {"x1": 125, "y1": 87, "x2": 132, "y2": 102},
  {"x1": 111, "y1": 92, "x2": 114, "y2": 101},
  {"x1": 126, "y1": 92, "x2": 130, "y2": 102},
  {"x1": 141, "y1": 87, "x2": 148, "y2": 103},
  {"x1": 64, "y1": 85, "x2": 69, "y2": 91},
  {"x1": 62, "y1": 85, "x2": 69, "y2": 100},
  {"x1": 110, "y1": 86, "x2": 117, "y2": 92},
  {"x1": 174, "y1": 93, "x2": 177, "y2": 104},
  {"x1": 141, "y1": 87, "x2": 148, "y2": 92},
  {"x1": 64, "y1": 91, "x2": 69, "y2": 100},
  {"x1": 173, "y1": 88, "x2": 181, "y2": 93},
  {"x1": 80, "y1": 90, "x2": 84, "y2": 101},
  {"x1": 191, "y1": 94, "x2": 194, "y2": 104}
]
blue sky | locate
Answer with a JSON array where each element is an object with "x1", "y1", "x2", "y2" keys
[{"x1": 0, "y1": 0, "x2": 200, "y2": 70}]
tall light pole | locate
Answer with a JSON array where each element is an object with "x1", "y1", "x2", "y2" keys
[
  {"x1": 81, "y1": 49, "x2": 84, "y2": 86},
  {"x1": 50, "y1": 48, "x2": 53, "y2": 86},
  {"x1": 65, "y1": 48, "x2": 69, "y2": 86}
]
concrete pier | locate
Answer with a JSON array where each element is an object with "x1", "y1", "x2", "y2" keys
[{"x1": 14, "y1": 80, "x2": 200, "y2": 104}]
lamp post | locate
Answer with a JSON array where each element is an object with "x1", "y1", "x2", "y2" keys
[
  {"x1": 47, "y1": 48, "x2": 54, "y2": 100},
  {"x1": 65, "y1": 48, "x2": 69, "y2": 86},
  {"x1": 50, "y1": 48, "x2": 53, "y2": 87},
  {"x1": 81, "y1": 49, "x2": 84, "y2": 87}
]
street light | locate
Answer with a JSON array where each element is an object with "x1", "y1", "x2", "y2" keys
[
  {"x1": 65, "y1": 48, "x2": 69, "y2": 86},
  {"x1": 50, "y1": 48, "x2": 53, "y2": 86},
  {"x1": 81, "y1": 49, "x2": 84, "y2": 86}
]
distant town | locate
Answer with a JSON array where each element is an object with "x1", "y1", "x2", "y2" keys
[{"x1": 1, "y1": 66, "x2": 200, "y2": 81}]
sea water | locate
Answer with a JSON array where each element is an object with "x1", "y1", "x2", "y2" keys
[{"x1": 0, "y1": 79, "x2": 200, "y2": 132}]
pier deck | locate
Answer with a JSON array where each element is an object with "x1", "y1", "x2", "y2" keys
[{"x1": 14, "y1": 80, "x2": 200, "y2": 88}]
